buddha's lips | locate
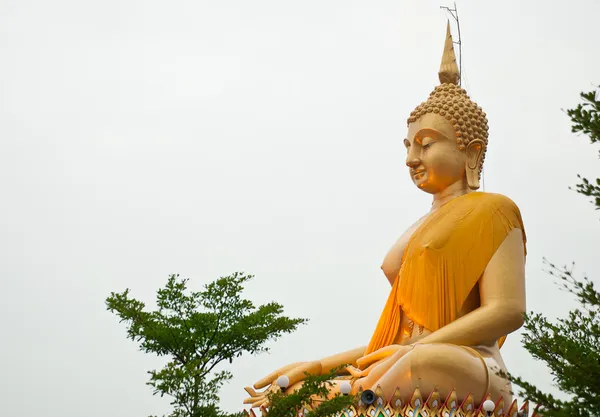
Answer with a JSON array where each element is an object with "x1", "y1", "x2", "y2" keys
[{"x1": 411, "y1": 170, "x2": 426, "y2": 178}]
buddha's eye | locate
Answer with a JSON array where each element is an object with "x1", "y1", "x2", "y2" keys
[{"x1": 421, "y1": 136, "x2": 435, "y2": 149}]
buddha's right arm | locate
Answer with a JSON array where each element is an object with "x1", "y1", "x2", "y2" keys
[
  {"x1": 253, "y1": 346, "x2": 368, "y2": 390},
  {"x1": 320, "y1": 345, "x2": 368, "y2": 372},
  {"x1": 284, "y1": 346, "x2": 367, "y2": 383}
]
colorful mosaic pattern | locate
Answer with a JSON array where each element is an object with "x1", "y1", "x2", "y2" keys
[{"x1": 243, "y1": 387, "x2": 541, "y2": 417}]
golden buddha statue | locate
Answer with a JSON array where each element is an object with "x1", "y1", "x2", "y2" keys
[{"x1": 244, "y1": 22, "x2": 526, "y2": 410}]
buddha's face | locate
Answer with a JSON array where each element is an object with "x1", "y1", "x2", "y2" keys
[{"x1": 404, "y1": 113, "x2": 467, "y2": 194}]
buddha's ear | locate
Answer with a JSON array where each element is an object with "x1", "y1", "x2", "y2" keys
[{"x1": 465, "y1": 139, "x2": 485, "y2": 190}]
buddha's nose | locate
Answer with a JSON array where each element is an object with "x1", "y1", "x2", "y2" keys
[{"x1": 406, "y1": 157, "x2": 421, "y2": 168}]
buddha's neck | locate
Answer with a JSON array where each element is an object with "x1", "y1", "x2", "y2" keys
[{"x1": 430, "y1": 179, "x2": 471, "y2": 212}]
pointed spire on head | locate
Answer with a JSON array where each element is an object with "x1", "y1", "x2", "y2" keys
[{"x1": 438, "y1": 20, "x2": 460, "y2": 85}]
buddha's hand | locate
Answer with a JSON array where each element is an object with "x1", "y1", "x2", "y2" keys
[
  {"x1": 243, "y1": 361, "x2": 322, "y2": 408},
  {"x1": 354, "y1": 344, "x2": 413, "y2": 373}
]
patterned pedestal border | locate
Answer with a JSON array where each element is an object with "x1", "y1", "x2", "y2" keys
[{"x1": 243, "y1": 386, "x2": 540, "y2": 417}]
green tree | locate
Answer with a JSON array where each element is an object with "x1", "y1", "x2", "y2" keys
[
  {"x1": 266, "y1": 368, "x2": 355, "y2": 417},
  {"x1": 106, "y1": 272, "x2": 306, "y2": 417},
  {"x1": 567, "y1": 87, "x2": 600, "y2": 209},
  {"x1": 505, "y1": 87, "x2": 600, "y2": 417}
]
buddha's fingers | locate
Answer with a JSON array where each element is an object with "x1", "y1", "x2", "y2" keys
[
  {"x1": 244, "y1": 387, "x2": 268, "y2": 404},
  {"x1": 244, "y1": 386, "x2": 261, "y2": 397},
  {"x1": 253, "y1": 362, "x2": 305, "y2": 389},
  {"x1": 345, "y1": 366, "x2": 362, "y2": 378},
  {"x1": 244, "y1": 397, "x2": 262, "y2": 405},
  {"x1": 356, "y1": 345, "x2": 402, "y2": 368},
  {"x1": 252, "y1": 398, "x2": 269, "y2": 409},
  {"x1": 254, "y1": 376, "x2": 277, "y2": 390},
  {"x1": 359, "y1": 362, "x2": 380, "y2": 377}
]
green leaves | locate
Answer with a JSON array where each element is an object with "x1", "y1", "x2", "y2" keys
[
  {"x1": 266, "y1": 368, "x2": 355, "y2": 417},
  {"x1": 566, "y1": 86, "x2": 600, "y2": 210},
  {"x1": 567, "y1": 88, "x2": 600, "y2": 145},
  {"x1": 573, "y1": 175, "x2": 600, "y2": 210},
  {"x1": 106, "y1": 273, "x2": 306, "y2": 417}
]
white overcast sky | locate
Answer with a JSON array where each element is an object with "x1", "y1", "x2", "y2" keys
[{"x1": 1, "y1": 1, "x2": 599, "y2": 416}]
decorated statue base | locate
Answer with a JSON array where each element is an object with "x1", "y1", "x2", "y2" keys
[{"x1": 244, "y1": 387, "x2": 540, "y2": 417}]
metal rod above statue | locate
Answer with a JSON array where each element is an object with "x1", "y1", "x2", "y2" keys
[{"x1": 440, "y1": 2, "x2": 463, "y2": 86}]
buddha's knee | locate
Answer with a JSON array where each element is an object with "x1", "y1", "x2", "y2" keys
[
  {"x1": 407, "y1": 344, "x2": 489, "y2": 398},
  {"x1": 408, "y1": 344, "x2": 451, "y2": 391}
]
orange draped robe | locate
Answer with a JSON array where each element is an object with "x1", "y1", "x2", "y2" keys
[{"x1": 365, "y1": 192, "x2": 527, "y2": 354}]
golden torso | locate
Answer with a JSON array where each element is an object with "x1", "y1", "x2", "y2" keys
[
  {"x1": 382, "y1": 214, "x2": 483, "y2": 342},
  {"x1": 382, "y1": 208, "x2": 505, "y2": 362}
]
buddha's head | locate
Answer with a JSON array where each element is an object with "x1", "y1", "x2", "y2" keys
[{"x1": 404, "y1": 23, "x2": 489, "y2": 194}]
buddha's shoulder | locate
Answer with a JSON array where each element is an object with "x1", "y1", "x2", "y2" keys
[
  {"x1": 469, "y1": 191, "x2": 521, "y2": 219},
  {"x1": 466, "y1": 192, "x2": 521, "y2": 209}
]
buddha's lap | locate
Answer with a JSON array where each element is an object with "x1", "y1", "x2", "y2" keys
[
  {"x1": 353, "y1": 343, "x2": 510, "y2": 401},
  {"x1": 284, "y1": 344, "x2": 510, "y2": 402}
]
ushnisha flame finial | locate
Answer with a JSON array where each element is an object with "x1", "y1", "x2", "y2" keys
[{"x1": 438, "y1": 20, "x2": 460, "y2": 85}]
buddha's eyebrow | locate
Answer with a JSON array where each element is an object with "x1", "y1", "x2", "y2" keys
[
  {"x1": 403, "y1": 138, "x2": 410, "y2": 147},
  {"x1": 414, "y1": 128, "x2": 447, "y2": 142}
]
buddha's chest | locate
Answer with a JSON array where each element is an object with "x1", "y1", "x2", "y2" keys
[
  {"x1": 381, "y1": 215, "x2": 429, "y2": 282},
  {"x1": 407, "y1": 207, "x2": 471, "y2": 253},
  {"x1": 383, "y1": 200, "x2": 481, "y2": 284}
]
